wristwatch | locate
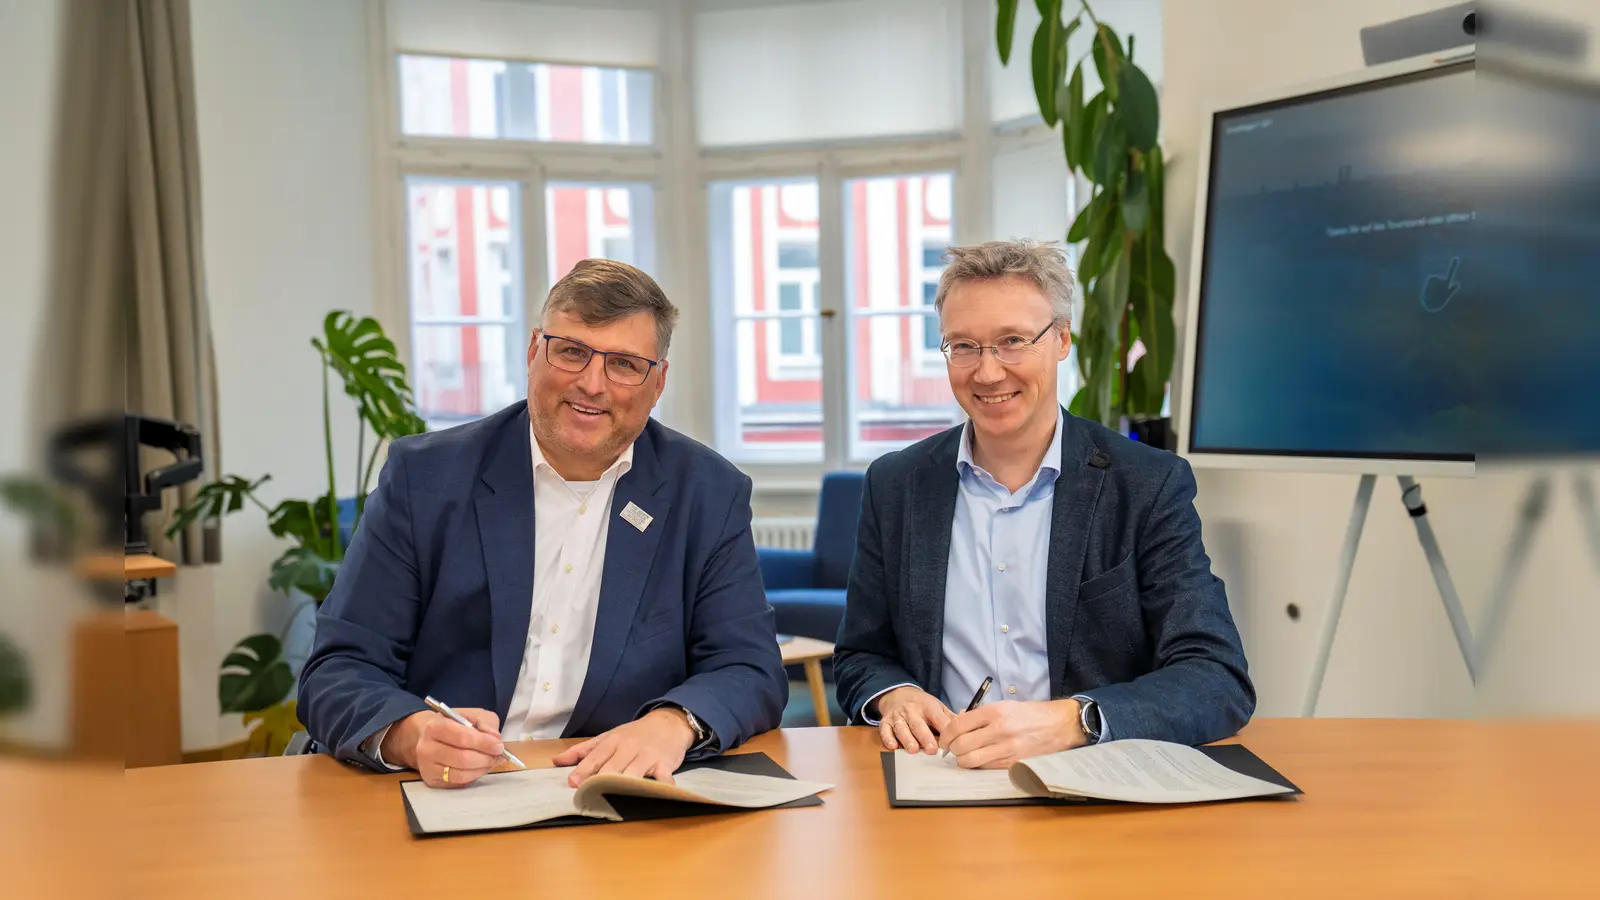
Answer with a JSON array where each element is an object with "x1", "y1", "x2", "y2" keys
[
  {"x1": 1078, "y1": 698, "x2": 1103, "y2": 744},
  {"x1": 680, "y1": 706, "x2": 716, "y2": 751}
]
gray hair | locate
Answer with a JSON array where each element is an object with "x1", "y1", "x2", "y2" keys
[
  {"x1": 541, "y1": 258, "x2": 680, "y2": 358},
  {"x1": 933, "y1": 239, "x2": 1075, "y2": 330}
]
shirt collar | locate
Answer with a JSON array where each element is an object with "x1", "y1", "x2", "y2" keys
[
  {"x1": 957, "y1": 405, "x2": 1065, "y2": 481},
  {"x1": 529, "y1": 422, "x2": 634, "y2": 482}
]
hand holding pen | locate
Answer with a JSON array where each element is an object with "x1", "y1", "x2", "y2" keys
[
  {"x1": 941, "y1": 677, "x2": 994, "y2": 759},
  {"x1": 386, "y1": 697, "x2": 524, "y2": 789}
]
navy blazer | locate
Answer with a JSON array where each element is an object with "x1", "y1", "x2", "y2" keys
[
  {"x1": 833, "y1": 409, "x2": 1255, "y2": 746},
  {"x1": 299, "y1": 402, "x2": 788, "y2": 771}
]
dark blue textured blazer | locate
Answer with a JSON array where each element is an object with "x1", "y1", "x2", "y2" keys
[
  {"x1": 299, "y1": 402, "x2": 788, "y2": 770},
  {"x1": 833, "y1": 408, "x2": 1255, "y2": 746}
]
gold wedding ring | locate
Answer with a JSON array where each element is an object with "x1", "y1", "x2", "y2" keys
[{"x1": 442, "y1": 765, "x2": 451, "y2": 784}]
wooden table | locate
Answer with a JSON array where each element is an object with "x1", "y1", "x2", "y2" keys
[
  {"x1": 124, "y1": 719, "x2": 1599, "y2": 898},
  {"x1": 779, "y1": 635, "x2": 834, "y2": 726}
]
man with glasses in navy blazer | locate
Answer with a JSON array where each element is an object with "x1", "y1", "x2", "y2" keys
[
  {"x1": 301, "y1": 259, "x2": 787, "y2": 788},
  {"x1": 834, "y1": 240, "x2": 1254, "y2": 770}
]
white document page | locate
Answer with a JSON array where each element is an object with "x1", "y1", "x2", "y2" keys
[
  {"x1": 404, "y1": 765, "x2": 830, "y2": 833},
  {"x1": 892, "y1": 750, "x2": 1036, "y2": 802},
  {"x1": 401, "y1": 767, "x2": 621, "y2": 834},
  {"x1": 649, "y1": 767, "x2": 833, "y2": 808},
  {"x1": 1011, "y1": 740, "x2": 1295, "y2": 804}
]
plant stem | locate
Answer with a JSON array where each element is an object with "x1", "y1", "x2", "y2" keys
[
  {"x1": 356, "y1": 439, "x2": 381, "y2": 536},
  {"x1": 321, "y1": 351, "x2": 340, "y2": 560},
  {"x1": 1119, "y1": 229, "x2": 1135, "y2": 420},
  {"x1": 1077, "y1": 0, "x2": 1101, "y2": 28},
  {"x1": 245, "y1": 491, "x2": 274, "y2": 516},
  {"x1": 1141, "y1": 221, "x2": 1155, "y2": 415},
  {"x1": 353, "y1": 417, "x2": 364, "y2": 532}
]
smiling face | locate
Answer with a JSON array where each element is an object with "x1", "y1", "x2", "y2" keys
[
  {"x1": 526, "y1": 307, "x2": 667, "y2": 477},
  {"x1": 939, "y1": 274, "x2": 1071, "y2": 449}
]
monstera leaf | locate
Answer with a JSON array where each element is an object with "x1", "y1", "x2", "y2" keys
[
  {"x1": 314, "y1": 311, "x2": 426, "y2": 442},
  {"x1": 242, "y1": 699, "x2": 304, "y2": 758},
  {"x1": 268, "y1": 546, "x2": 340, "y2": 604},
  {"x1": 219, "y1": 634, "x2": 294, "y2": 715}
]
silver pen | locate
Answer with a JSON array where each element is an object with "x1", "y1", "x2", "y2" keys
[{"x1": 424, "y1": 695, "x2": 525, "y2": 769}]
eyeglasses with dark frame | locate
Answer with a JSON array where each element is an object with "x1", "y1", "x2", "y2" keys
[
  {"x1": 537, "y1": 332, "x2": 660, "y2": 386},
  {"x1": 940, "y1": 323, "x2": 1057, "y2": 367}
]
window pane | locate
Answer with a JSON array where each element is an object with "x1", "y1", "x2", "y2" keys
[
  {"x1": 405, "y1": 178, "x2": 522, "y2": 322},
  {"x1": 546, "y1": 182, "x2": 657, "y2": 286},
  {"x1": 780, "y1": 319, "x2": 804, "y2": 355},
  {"x1": 399, "y1": 54, "x2": 653, "y2": 145},
  {"x1": 778, "y1": 243, "x2": 819, "y2": 269},
  {"x1": 845, "y1": 173, "x2": 964, "y2": 460},
  {"x1": 387, "y1": 0, "x2": 660, "y2": 69},
  {"x1": 695, "y1": 0, "x2": 960, "y2": 146},
  {"x1": 413, "y1": 324, "x2": 521, "y2": 427},
  {"x1": 709, "y1": 178, "x2": 823, "y2": 461},
  {"x1": 405, "y1": 178, "x2": 524, "y2": 429},
  {"x1": 777, "y1": 283, "x2": 802, "y2": 311}
]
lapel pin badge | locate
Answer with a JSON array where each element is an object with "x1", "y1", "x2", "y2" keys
[{"x1": 620, "y1": 501, "x2": 653, "y2": 532}]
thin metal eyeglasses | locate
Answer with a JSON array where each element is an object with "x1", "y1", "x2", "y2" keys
[
  {"x1": 538, "y1": 332, "x2": 660, "y2": 386},
  {"x1": 940, "y1": 323, "x2": 1056, "y2": 367}
]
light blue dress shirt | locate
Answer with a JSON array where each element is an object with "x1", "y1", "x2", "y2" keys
[
  {"x1": 940, "y1": 409, "x2": 1063, "y2": 712},
  {"x1": 865, "y1": 410, "x2": 1106, "y2": 741}
]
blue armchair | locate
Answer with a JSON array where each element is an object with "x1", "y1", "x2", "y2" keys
[{"x1": 757, "y1": 472, "x2": 866, "y2": 644}]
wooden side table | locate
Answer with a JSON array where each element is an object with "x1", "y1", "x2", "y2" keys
[
  {"x1": 71, "y1": 554, "x2": 183, "y2": 767},
  {"x1": 778, "y1": 636, "x2": 835, "y2": 727}
]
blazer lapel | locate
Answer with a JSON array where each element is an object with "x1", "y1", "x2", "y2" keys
[
  {"x1": 564, "y1": 427, "x2": 670, "y2": 735},
  {"x1": 906, "y1": 429, "x2": 962, "y2": 701},
  {"x1": 475, "y1": 412, "x2": 536, "y2": 720},
  {"x1": 1046, "y1": 409, "x2": 1109, "y2": 697}
]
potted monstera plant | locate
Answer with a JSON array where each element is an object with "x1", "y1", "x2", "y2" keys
[
  {"x1": 996, "y1": 0, "x2": 1176, "y2": 429},
  {"x1": 168, "y1": 311, "x2": 425, "y2": 756}
]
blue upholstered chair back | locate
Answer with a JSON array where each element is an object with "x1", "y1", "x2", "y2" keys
[{"x1": 811, "y1": 471, "x2": 866, "y2": 589}]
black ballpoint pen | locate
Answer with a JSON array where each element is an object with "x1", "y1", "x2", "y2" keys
[{"x1": 941, "y1": 676, "x2": 994, "y2": 759}]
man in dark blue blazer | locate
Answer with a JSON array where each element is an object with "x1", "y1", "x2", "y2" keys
[
  {"x1": 834, "y1": 241, "x2": 1254, "y2": 769},
  {"x1": 301, "y1": 260, "x2": 787, "y2": 788}
]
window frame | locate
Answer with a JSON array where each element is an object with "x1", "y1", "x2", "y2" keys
[{"x1": 368, "y1": 0, "x2": 1081, "y2": 484}]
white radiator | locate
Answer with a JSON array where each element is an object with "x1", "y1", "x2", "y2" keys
[{"x1": 752, "y1": 517, "x2": 815, "y2": 550}]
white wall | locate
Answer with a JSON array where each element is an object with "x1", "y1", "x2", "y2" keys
[
  {"x1": 0, "y1": 0, "x2": 77, "y2": 747},
  {"x1": 179, "y1": 0, "x2": 378, "y2": 748},
  {"x1": 1163, "y1": 0, "x2": 1600, "y2": 718}
]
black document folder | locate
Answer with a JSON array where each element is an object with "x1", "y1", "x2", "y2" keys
[
  {"x1": 883, "y1": 744, "x2": 1302, "y2": 808},
  {"x1": 402, "y1": 751, "x2": 823, "y2": 838}
]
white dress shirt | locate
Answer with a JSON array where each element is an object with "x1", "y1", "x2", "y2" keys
[
  {"x1": 503, "y1": 430, "x2": 631, "y2": 739},
  {"x1": 363, "y1": 426, "x2": 631, "y2": 766}
]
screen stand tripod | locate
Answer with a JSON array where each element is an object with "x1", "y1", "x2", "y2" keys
[{"x1": 1300, "y1": 474, "x2": 1477, "y2": 717}]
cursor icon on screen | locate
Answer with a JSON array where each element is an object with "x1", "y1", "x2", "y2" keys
[{"x1": 1420, "y1": 257, "x2": 1461, "y2": 312}]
